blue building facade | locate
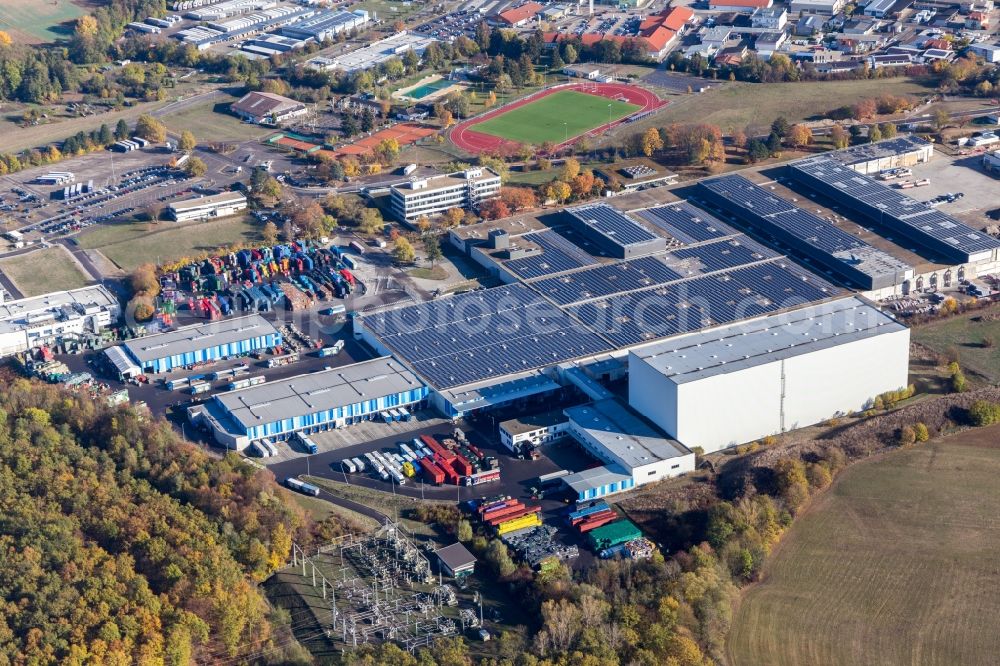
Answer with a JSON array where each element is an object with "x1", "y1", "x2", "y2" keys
[
  {"x1": 124, "y1": 330, "x2": 281, "y2": 374},
  {"x1": 233, "y1": 385, "x2": 429, "y2": 441}
]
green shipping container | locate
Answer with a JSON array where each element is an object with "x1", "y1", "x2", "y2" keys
[{"x1": 588, "y1": 519, "x2": 642, "y2": 550}]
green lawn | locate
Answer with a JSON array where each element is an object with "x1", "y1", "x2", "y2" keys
[
  {"x1": 0, "y1": 0, "x2": 85, "y2": 43},
  {"x1": 0, "y1": 246, "x2": 91, "y2": 296},
  {"x1": 472, "y1": 90, "x2": 640, "y2": 145},
  {"x1": 912, "y1": 306, "x2": 1000, "y2": 384},
  {"x1": 728, "y1": 427, "x2": 1000, "y2": 666},
  {"x1": 161, "y1": 98, "x2": 273, "y2": 144},
  {"x1": 653, "y1": 78, "x2": 931, "y2": 131},
  {"x1": 77, "y1": 216, "x2": 261, "y2": 271}
]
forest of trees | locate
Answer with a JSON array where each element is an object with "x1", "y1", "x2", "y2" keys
[{"x1": 0, "y1": 373, "x2": 344, "y2": 663}]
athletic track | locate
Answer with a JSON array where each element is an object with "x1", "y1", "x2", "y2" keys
[{"x1": 449, "y1": 82, "x2": 667, "y2": 155}]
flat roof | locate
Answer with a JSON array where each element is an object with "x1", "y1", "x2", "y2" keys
[
  {"x1": 565, "y1": 399, "x2": 690, "y2": 469},
  {"x1": 329, "y1": 32, "x2": 437, "y2": 71},
  {"x1": 168, "y1": 191, "x2": 246, "y2": 212},
  {"x1": 498, "y1": 408, "x2": 569, "y2": 436},
  {"x1": 0, "y1": 285, "x2": 117, "y2": 323},
  {"x1": 631, "y1": 295, "x2": 906, "y2": 383},
  {"x1": 827, "y1": 135, "x2": 931, "y2": 166},
  {"x1": 214, "y1": 357, "x2": 424, "y2": 430},
  {"x1": 393, "y1": 169, "x2": 499, "y2": 194},
  {"x1": 122, "y1": 314, "x2": 277, "y2": 363}
]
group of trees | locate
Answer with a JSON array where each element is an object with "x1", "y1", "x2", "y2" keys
[
  {"x1": 0, "y1": 375, "x2": 335, "y2": 663},
  {"x1": 0, "y1": 118, "x2": 131, "y2": 176}
]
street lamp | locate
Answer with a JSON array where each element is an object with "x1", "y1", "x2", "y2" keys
[{"x1": 564, "y1": 122, "x2": 568, "y2": 142}]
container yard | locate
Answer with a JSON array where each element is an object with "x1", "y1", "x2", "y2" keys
[{"x1": 157, "y1": 241, "x2": 363, "y2": 325}]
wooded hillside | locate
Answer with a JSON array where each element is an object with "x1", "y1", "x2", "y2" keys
[{"x1": 0, "y1": 374, "x2": 306, "y2": 663}]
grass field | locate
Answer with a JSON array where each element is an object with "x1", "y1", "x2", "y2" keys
[
  {"x1": 632, "y1": 78, "x2": 931, "y2": 133},
  {"x1": 161, "y1": 97, "x2": 273, "y2": 143},
  {"x1": 472, "y1": 90, "x2": 640, "y2": 145},
  {"x1": 912, "y1": 306, "x2": 1000, "y2": 383},
  {"x1": 0, "y1": 0, "x2": 87, "y2": 43},
  {"x1": 77, "y1": 216, "x2": 260, "y2": 271},
  {"x1": 0, "y1": 246, "x2": 91, "y2": 296},
  {"x1": 728, "y1": 426, "x2": 1000, "y2": 666}
]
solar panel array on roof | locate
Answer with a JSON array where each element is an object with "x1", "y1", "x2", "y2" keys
[
  {"x1": 359, "y1": 284, "x2": 613, "y2": 389},
  {"x1": 635, "y1": 202, "x2": 738, "y2": 245},
  {"x1": 503, "y1": 229, "x2": 597, "y2": 279},
  {"x1": 530, "y1": 256, "x2": 685, "y2": 306},
  {"x1": 569, "y1": 261, "x2": 837, "y2": 348},
  {"x1": 698, "y1": 174, "x2": 911, "y2": 290},
  {"x1": 826, "y1": 135, "x2": 931, "y2": 167},
  {"x1": 527, "y1": 236, "x2": 779, "y2": 306},
  {"x1": 671, "y1": 235, "x2": 777, "y2": 273},
  {"x1": 788, "y1": 157, "x2": 1000, "y2": 264},
  {"x1": 566, "y1": 204, "x2": 668, "y2": 258}
]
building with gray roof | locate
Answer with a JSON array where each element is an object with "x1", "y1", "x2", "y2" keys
[
  {"x1": 195, "y1": 357, "x2": 428, "y2": 449},
  {"x1": 119, "y1": 314, "x2": 280, "y2": 374},
  {"x1": 629, "y1": 296, "x2": 909, "y2": 452}
]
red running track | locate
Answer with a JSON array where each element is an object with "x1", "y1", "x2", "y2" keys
[{"x1": 450, "y1": 82, "x2": 667, "y2": 155}]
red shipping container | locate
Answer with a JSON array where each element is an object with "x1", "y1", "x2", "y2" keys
[
  {"x1": 571, "y1": 508, "x2": 616, "y2": 527},
  {"x1": 485, "y1": 505, "x2": 540, "y2": 527},
  {"x1": 451, "y1": 455, "x2": 473, "y2": 477},
  {"x1": 482, "y1": 501, "x2": 524, "y2": 521},
  {"x1": 419, "y1": 457, "x2": 445, "y2": 485},
  {"x1": 578, "y1": 514, "x2": 618, "y2": 533}
]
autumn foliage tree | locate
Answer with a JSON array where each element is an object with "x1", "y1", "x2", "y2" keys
[
  {"x1": 787, "y1": 124, "x2": 813, "y2": 148},
  {"x1": 0, "y1": 376, "x2": 347, "y2": 663},
  {"x1": 480, "y1": 198, "x2": 511, "y2": 220},
  {"x1": 499, "y1": 186, "x2": 537, "y2": 212}
]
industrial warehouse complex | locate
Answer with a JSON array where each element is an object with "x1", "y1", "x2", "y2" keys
[{"x1": 59, "y1": 136, "x2": 996, "y2": 499}]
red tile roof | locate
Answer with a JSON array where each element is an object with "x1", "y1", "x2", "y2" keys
[
  {"x1": 660, "y1": 6, "x2": 694, "y2": 31},
  {"x1": 642, "y1": 26, "x2": 677, "y2": 52},
  {"x1": 498, "y1": 1, "x2": 543, "y2": 24},
  {"x1": 709, "y1": 0, "x2": 771, "y2": 8}
]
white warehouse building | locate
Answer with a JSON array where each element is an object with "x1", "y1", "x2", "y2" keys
[
  {"x1": 0, "y1": 285, "x2": 120, "y2": 357},
  {"x1": 168, "y1": 192, "x2": 248, "y2": 222},
  {"x1": 628, "y1": 297, "x2": 910, "y2": 453}
]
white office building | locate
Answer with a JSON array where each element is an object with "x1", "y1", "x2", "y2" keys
[
  {"x1": 0, "y1": 286, "x2": 120, "y2": 356},
  {"x1": 168, "y1": 192, "x2": 248, "y2": 222},
  {"x1": 628, "y1": 297, "x2": 910, "y2": 453},
  {"x1": 390, "y1": 168, "x2": 501, "y2": 223}
]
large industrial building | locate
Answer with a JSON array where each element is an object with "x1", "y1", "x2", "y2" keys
[
  {"x1": 280, "y1": 9, "x2": 369, "y2": 41},
  {"x1": 389, "y1": 168, "x2": 501, "y2": 223},
  {"x1": 114, "y1": 314, "x2": 280, "y2": 374},
  {"x1": 787, "y1": 155, "x2": 1000, "y2": 292},
  {"x1": 629, "y1": 296, "x2": 910, "y2": 452},
  {"x1": 194, "y1": 357, "x2": 428, "y2": 449},
  {"x1": 319, "y1": 32, "x2": 439, "y2": 73},
  {"x1": 0, "y1": 286, "x2": 120, "y2": 357},
  {"x1": 698, "y1": 174, "x2": 912, "y2": 296},
  {"x1": 355, "y1": 139, "x2": 951, "y2": 461}
]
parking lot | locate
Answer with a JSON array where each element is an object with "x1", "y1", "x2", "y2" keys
[{"x1": 905, "y1": 154, "x2": 1000, "y2": 226}]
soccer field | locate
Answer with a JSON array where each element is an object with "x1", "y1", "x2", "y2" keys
[{"x1": 472, "y1": 90, "x2": 640, "y2": 145}]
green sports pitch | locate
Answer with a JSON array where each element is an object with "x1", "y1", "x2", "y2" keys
[{"x1": 471, "y1": 90, "x2": 640, "y2": 145}]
